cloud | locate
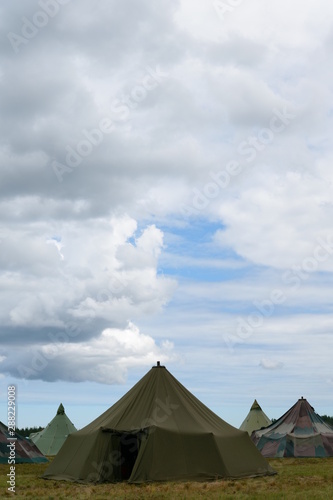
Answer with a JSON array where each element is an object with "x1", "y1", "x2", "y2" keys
[
  {"x1": 1, "y1": 322, "x2": 174, "y2": 383},
  {"x1": 259, "y1": 358, "x2": 284, "y2": 370},
  {"x1": 214, "y1": 168, "x2": 333, "y2": 269},
  {"x1": 0, "y1": 214, "x2": 176, "y2": 381}
]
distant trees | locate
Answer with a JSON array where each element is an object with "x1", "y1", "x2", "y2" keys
[
  {"x1": 321, "y1": 415, "x2": 333, "y2": 427},
  {"x1": 16, "y1": 426, "x2": 44, "y2": 437}
]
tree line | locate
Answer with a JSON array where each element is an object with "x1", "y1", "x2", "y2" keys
[
  {"x1": 321, "y1": 415, "x2": 333, "y2": 426},
  {"x1": 16, "y1": 426, "x2": 44, "y2": 437}
]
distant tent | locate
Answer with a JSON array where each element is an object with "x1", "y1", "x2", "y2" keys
[
  {"x1": 240, "y1": 399, "x2": 272, "y2": 435},
  {"x1": 30, "y1": 403, "x2": 77, "y2": 456},
  {"x1": 252, "y1": 397, "x2": 333, "y2": 457},
  {"x1": 0, "y1": 422, "x2": 48, "y2": 464},
  {"x1": 43, "y1": 363, "x2": 275, "y2": 483}
]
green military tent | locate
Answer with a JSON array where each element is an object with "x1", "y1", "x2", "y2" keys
[
  {"x1": 43, "y1": 363, "x2": 275, "y2": 483},
  {"x1": 30, "y1": 403, "x2": 77, "y2": 456},
  {"x1": 239, "y1": 400, "x2": 272, "y2": 436}
]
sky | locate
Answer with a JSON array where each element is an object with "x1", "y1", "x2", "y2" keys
[{"x1": 1, "y1": 0, "x2": 333, "y2": 431}]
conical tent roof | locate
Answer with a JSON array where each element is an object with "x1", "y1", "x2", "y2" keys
[
  {"x1": 252, "y1": 397, "x2": 333, "y2": 457},
  {"x1": 43, "y1": 363, "x2": 275, "y2": 483},
  {"x1": 30, "y1": 403, "x2": 77, "y2": 456},
  {"x1": 239, "y1": 399, "x2": 272, "y2": 435},
  {"x1": 0, "y1": 422, "x2": 48, "y2": 464}
]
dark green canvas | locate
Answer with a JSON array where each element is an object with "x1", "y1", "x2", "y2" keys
[{"x1": 43, "y1": 364, "x2": 275, "y2": 483}]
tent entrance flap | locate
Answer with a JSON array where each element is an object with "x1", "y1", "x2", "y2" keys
[
  {"x1": 120, "y1": 433, "x2": 139, "y2": 480},
  {"x1": 102, "y1": 429, "x2": 141, "y2": 482}
]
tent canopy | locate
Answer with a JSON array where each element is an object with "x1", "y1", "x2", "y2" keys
[
  {"x1": 239, "y1": 399, "x2": 271, "y2": 435},
  {"x1": 43, "y1": 363, "x2": 275, "y2": 483},
  {"x1": 30, "y1": 403, "x2": 77, "y2": 456},
  {"x1": 252, "y1": 397, "x2": 333, "y2": 457},
  {"x1": 0, "y1": 422, "x2": 48, "y2": 464}
]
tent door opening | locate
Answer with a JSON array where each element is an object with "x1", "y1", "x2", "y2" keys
[{"x1": 119, "y1": 433, "x2": 139, "y2": 480}]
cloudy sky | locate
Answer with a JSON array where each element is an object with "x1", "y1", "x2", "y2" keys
[{"x1": 1, "y1": 0, "x2": 333, "y2": 430}]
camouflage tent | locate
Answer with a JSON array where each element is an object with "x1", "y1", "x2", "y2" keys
[
  {"x1": 239, "y1": 399, "x2": 271, "y2": 435},
  {"x1": 43, "y1": 363, "x2": 275, "y2": 483},
  {"x1": 30, "y1": 403, "x2": 77, "y2": 456},
  {"x1": 0, "y1": 421, "x2": 48, "y2": 464},
  {"x1": 252, "y1": 397, "x2": 333, "y2": 457}
]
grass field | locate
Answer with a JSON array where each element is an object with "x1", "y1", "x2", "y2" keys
[{"x1": 1, "y1": 458, "x2": 333, "y2": 499}]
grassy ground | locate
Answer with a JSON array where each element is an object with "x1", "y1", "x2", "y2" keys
[{"x1": 0, "y1": 458, "x2": 333, "y2": 499}]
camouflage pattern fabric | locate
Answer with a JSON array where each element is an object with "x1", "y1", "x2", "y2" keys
[
  {"x1": 252, "y1": 398, "x2": 333, "y2": 457},
  {"x1": 0, "y1": 421, "x2": 48, "y2": 463}
]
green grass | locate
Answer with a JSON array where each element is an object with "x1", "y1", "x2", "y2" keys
[{"x1": 0, "y1": 458, "x2": 333, "y2": 499}]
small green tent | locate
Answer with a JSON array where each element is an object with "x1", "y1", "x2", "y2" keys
[
  {"x1": 43, "y1": 363, "x2": 275, "y2": 483},
  {"x1": 240, "y1": 400, "x2": 272, "y2": 436},
  {"x1": 30, "y1": 403, "x2": 77, "y2": 456}
]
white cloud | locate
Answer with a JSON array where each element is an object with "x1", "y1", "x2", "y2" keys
[
  {"x1": 259, "y1": 358, "x2": 284, "y2": 370},
  {"x1": 0, "y1": 214, "x2": 176, "y2": 380},
  {"x1": 1, "y1": 322, "x2": 174, "y2": 384},
  {"x1": 214, "y1": 168, "x2": 333, "y2": 269}
]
